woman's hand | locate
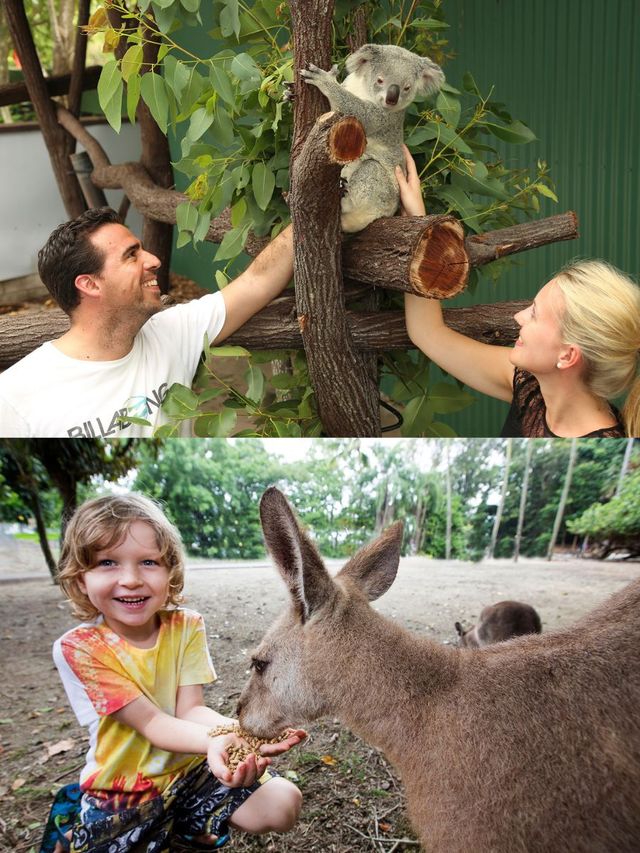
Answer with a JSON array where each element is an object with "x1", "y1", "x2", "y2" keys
[{"x1": 396, "y1": 144, "x2": 426, "y2": 217}]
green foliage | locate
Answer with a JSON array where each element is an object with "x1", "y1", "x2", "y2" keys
[
  {"x1": 92, "y1": 0, "x2": 556, "y2": 435},
  {"x1": 132, "y1": 438, "x2": 285, "y2": 557},
  {"x1": 566, "y1": 468, "x2": 640, "y2": 557}
]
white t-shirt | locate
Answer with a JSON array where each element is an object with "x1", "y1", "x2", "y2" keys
[{"x1": 0, "y1": 293, "x2": 225, "y2": 437}]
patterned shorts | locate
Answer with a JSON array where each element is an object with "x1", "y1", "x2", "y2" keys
[{"x1": 70, "y1": 761, "x2": 275, "y2": 853}]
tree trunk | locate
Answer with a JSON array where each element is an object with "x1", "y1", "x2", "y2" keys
[
  {"x1": 615, "y1": 438, "x2": 635, "y2": 497},
  {"x1": 444, "y1": 446, "x2": 452, "y2": 560},
  {"x1": 0, "y1": 297, "x2": 528, "y2": 369},
  {"x1": 291, "y1": 109, "x2": 380, "y2": 435},
  {"x1": 513, "y1": 439, "x2": 533, "y2": 562},
  {"x1": 547, "y1": 439, "x2": 578, "y2": 561},
  {"x1": 0, "y1": 4, "x2": 13, "y2": 123},
  {"x1": 488, "y1": 438, "x2": 512, "y2": 559},
  {"x1": 4, "y1": 0, "x2": 86, "y2": 217}
]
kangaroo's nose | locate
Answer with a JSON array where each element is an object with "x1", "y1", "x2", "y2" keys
[{"x1": 386, "y1": 85, "x2": 400, "y2": 105}]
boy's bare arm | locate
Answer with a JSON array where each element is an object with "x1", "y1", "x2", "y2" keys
[
  {"x1": 213, "y1": 225, "x2": 293, "y2": 343},
  {"x1": 112, "y1": 693, "x2": 268, "y2": 786}
]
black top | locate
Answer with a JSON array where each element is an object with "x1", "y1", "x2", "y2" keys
[{"x1": 500, "y1": 369, "x2": 625, "y2": 438}]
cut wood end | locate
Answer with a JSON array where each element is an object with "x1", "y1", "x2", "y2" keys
[
  {"x1": 410, "y1": 219, "x2": 469, "y2": 299},
  {"x1": 329, "y1": 117, "x2": 366, "y2": 164}
]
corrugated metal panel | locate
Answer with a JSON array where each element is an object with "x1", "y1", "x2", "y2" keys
[{"x1": 441, "y1": 0, "x2": 640, "y2": 435}]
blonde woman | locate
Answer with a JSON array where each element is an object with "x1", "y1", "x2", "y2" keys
[{"x1": 397, "y1": 148, "x2": 640, "y2": 438}]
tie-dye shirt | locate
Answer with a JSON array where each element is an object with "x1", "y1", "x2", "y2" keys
[{"x1": 53, "y1": 608, "x2": 216, "y2": 810}]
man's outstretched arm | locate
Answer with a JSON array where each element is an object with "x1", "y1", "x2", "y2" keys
[{"x1": 213, "y1": 224, "x2": 293, "y2": 343}]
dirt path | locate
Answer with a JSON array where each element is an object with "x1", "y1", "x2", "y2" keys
[{"x1": 1, "y1": 537, "x2": 638, "y2": 852}]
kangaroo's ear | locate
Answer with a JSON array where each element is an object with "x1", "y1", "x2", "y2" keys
[
  {"x1": 260, "y1": 487, "x2": 336, "y2": 623},
  {"x1": 337, "y1": 521, "x2": 403, "y2": 601},
  {"x1": 454, "y1": 621, "x2": 464, "y2": 637}
]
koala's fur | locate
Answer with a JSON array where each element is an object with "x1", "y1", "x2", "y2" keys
[{"x1": 301, "y1": 44, "x2": 444, "y2": 232}]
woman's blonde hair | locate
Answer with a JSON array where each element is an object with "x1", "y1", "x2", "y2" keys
[
  {"x1": 554, "y1": 260, "x2": 640, "y2": 437},
  {"x1": 58, "y1": 493, "x2": 185, "y2": 621}
]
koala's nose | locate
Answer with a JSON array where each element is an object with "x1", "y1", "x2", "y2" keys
[{"x1": 386, "y1": 85, "x2": 400, "y2": 105}]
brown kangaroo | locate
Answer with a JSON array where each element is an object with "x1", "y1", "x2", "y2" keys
[
  {"x1": 237, "y1": 487, "x2": 640, "y2": 852},
  {"x1": 455, "y1": 600, "x2": 542, "y2": 648}
]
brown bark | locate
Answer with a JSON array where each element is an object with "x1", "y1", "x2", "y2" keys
[
  {"x1": 0, "y1": 299, "x2": 524, "y2": 370},
  {"x1": 290, "y1": 0, "x2": 335, "y2": 166},
  {"x1": 0, "y1": 64, "x2": 102, "y2": 107},
  {"x1": 4, "y1": 0, "x2": 85, "y2": 217},
  {"x1": 67, "y1": 0, "x2": 91, "y2": 117},
  {"x1": 343, "y1": 215, "x2": 468, "y2": 298},
  {"x1": 291, "y1": 108, "x2": 380, "y2": 436},
  {"x1": 466, "y1": 213, "x2": 579, "y2": 267},
  {"x1": 346, "y1": 5, "x2": 369, "y2": 53}
]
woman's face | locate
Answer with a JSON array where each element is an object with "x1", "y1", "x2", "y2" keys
[{"x1": 510, "y1": 279, "x2": 567, "y2": 375}]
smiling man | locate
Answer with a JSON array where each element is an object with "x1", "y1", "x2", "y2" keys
[{"x1": 0, "y1": 208, "x2": 293, "y2": 437}]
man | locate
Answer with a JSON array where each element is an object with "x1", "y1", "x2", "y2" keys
[{"x1": 0, "y1": 208, "x2": 293, "y2": 437}]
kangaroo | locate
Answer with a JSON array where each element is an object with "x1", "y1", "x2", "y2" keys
[
  {"x1": 455, "y1": 600, "x2": 542, "y2": 648},
  {"x1": 237, "y1": 487, "x2": 640, "y2": 852}
]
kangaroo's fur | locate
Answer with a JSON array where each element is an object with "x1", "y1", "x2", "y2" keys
[{"x1": 237, "y1": 488, "x2": 640, "y2": 852}]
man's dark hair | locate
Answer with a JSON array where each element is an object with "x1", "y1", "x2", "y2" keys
[{"x1": 37, "y1": 207, "x2": 122, "y2": 315}]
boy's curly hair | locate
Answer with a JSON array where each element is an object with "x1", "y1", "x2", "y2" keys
[{"x1": 58, "y1": 493, "x2": 185, "y2": 621}]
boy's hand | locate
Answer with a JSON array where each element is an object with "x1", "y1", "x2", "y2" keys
[
  {"x1": 259, "y1": 728, "x2": 307, "y2": 756},
  {"x1": 396, "y1": 145, "x2": 426, "y2": 217},
  {"x1": 207, "y1": 733, "x2": 270, "y2": 787}
]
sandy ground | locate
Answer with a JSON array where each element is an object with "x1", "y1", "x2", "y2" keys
[{"x1": 1, "y1": 537, "x2": 639, "y2": 852}]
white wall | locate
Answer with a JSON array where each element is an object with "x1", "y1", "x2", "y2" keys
[{"x1": 0, "y1": 121, "x2": 143, "y2": 282}]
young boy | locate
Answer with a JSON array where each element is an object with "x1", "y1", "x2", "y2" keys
[{"x1": 50, "y1": 493, "x2": 304, "y2": 852}]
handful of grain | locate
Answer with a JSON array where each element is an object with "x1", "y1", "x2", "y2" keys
[{"x1": 207, "y1": 724, "x2": 291, "y2": 772}]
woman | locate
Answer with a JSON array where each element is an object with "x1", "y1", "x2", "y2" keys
[{"x1": 397, "y1": 148, "x2": 640, "y2": 438}]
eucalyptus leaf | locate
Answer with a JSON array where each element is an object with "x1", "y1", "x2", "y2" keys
[
  {"x1": 245, "y1": 365, "x2": 265, "y2": 403},
  {"x1": 252, "y1": 162, "x2": 275, "y2": 211},
  {"x1": 231, "y1": 52, "x2": 261, "y2": 83},
  {"x1": 484, "y1": 120, "x2": 537, "y2": 144},
  {"x1": 140, "y1": 72, "x2": 169, "y2": 134},
  {"x1": 120, "y1": 45, "x2": 143, "y2": 83},
  {"x1": 210, "y1": 61, "x2": 236, "y2": 106}
]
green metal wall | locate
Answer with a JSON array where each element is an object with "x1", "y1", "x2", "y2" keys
[
  {"x1": 171, "y1": 0, "x2": 639, "y2": 436},
  {"x1": 439, "y1": 0, "x2": 640, "y2": 435}
]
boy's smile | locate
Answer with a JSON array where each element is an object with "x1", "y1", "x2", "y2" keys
[{"x1": 78, "y1": 520, "x2": 170, "y2": 646}]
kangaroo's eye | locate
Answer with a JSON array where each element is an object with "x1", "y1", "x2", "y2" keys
[{"x1": 251, "y1": 658, "x2": 269, "y2": 674}]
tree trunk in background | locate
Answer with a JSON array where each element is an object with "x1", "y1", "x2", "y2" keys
[
  {"x1": 444, "y1": 445, "x2": 452, "y2": 560},
  {"x1": 615, "y1": 438, "x2": 635, "y2": 497},
  {"x1": 0, "y1": 4, "x2": 13, "y2": 123},
  {"x1": 488, "y1": 438, "x2": 512, "y2": 559},
  {"x1": 5, "y1": 0, "x2": 86, "y2": 217},
  {"x1": 47, "y1": 0, "x2": 77, "y2": 75},
  {"x1": 513, "y1": 439, "x2": 533, "y2": 562},
  {"x1": 547, "y1": 439, "x2": 578, "y2": 560}
]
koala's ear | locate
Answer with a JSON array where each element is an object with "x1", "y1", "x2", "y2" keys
[
  {"x1": 345, "y1": 43, "x2": 378, "y2": 75},
  {"x1": 417, "y1": 57, "x2": 445, "y2": 96}
]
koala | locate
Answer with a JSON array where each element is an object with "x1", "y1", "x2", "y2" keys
[{"x1": 301, "y1": 43, "x2": 444, "y2": 232}]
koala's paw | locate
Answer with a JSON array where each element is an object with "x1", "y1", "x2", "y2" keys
[{"x1": 300, "y1": 63, "x2": 338, "y2": 91}]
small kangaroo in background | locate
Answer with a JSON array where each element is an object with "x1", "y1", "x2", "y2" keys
[
  {"x1": 455, "y1": 600, "x2": 542, "y2": 648},
  {"x1": 301, "y1": 44, "x2": 444, "y2": 232},
  {"x1": 237, "y1": 487, "x2": 640, "y2": 852}
]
